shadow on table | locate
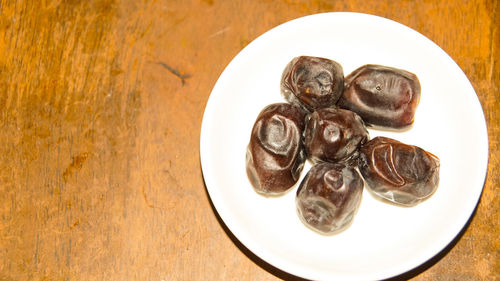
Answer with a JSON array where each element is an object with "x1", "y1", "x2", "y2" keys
[{"x1": 202, "y1": 178, "x2": 479, "y2": 281}]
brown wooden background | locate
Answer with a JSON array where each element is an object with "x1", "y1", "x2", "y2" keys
[{"x1": 0, "y1": 0, "x2": 498, "y2": 280}]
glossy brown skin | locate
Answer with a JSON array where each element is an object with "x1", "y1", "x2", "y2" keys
[
  {"x1": 358, "y1": 137, "x2": 440, "y2": 206},
  {"x1": 281, "y1": 56, "x2": 344, "y2": 112},
  {"x1": 246, "y1": 103, "x2": 307, "y2": 195},
  {"x1": 338, "y1": 64, "x2": 421, "y2": 129},
  {"x1": 296, "y1": 162, "x2": 364, "y2": 234},
  {"x1": 304, "y1": 107, "x2": 369, "y2": 164}
]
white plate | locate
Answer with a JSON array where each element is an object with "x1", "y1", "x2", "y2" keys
[{"x1": 200, "y1": 12, "x2": 488, "y2": 281}]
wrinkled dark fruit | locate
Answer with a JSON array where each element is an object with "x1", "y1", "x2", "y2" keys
[
  {"x1": 296, "y1": 162, "x2": 364, "y2": 234},
  {"x1": 338, "y1": 64, "x2": 421, "y2": 129},
  {"x1": 304, "y1": 107, "x2": 369, "y2": 164},
  {"x1": 246, "y1": 103, "x2": 307, "y2": 195},
  {"x1": 281, "y1": 56, "x2": 344, "y2": 112},
  {"x1": 358, "y1": 137, "x2": 440, "y2": 206}
]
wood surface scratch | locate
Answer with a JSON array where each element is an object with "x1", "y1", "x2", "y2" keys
[
  {"x1": 209, "y1": 26, "x2": 230, "y2": 38},
  {"x1": 488, "y1": 0, "x2": 498, "y2": 84},
  {"x1": 157, "y1": 62, "x2": 191, "y2": 85}
]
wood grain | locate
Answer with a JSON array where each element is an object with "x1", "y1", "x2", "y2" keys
[{"x1": 0, "y1": 0, "x2": 498, "y2": 280}]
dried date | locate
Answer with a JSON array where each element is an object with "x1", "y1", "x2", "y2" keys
[
  {"x1": 358, "y1": 137, "x2": 440, "y2": 205},
  {"x1": 304, "y1": 107, "x2": 369, "y2": 164},
  {"x1": 296, "y1": 162, "x2": 364, "y2": 234},
  {"x1": 338, "y1": 64, "x2": 421, "y2": 129},
  {"x1": 246, "y1": 103, "x2": 307, "y2": 195},
  {"x1": 281, "y1": 56, "x2": 344, "y2": 112}
]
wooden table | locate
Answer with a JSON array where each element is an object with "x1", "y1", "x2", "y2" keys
[{"x1": 0, "y1": 1, "x2": 498, "y2": 280}]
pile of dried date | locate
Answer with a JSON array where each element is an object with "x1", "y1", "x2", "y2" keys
[{"x1": 246, "y1": 56, "x2": 440, "y2": 235}]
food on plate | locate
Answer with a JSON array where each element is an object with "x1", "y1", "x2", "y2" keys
[
  {"x1": 304, "y1": 107, "x2": 369, "y2": 164},
  {"x1": 281, "y1": 56, "x2": 344, "y2": 112},
  {"x1": 244, "y1": 56, "x2": 437, "y2": 234},
  {"x1": 296, "y1": 162, "x2": 364, "y2": 234},
  {"x1": 246, "y1": 103, "x2": 307, "y2": 195},
  {"x1": 338, "y1": 64, "x2": 421, "y2": 129},
  {"x1": 358, "y1": 136, "x2": 440, "y2": 205}
]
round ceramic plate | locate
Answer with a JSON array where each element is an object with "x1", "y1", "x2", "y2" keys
[{"x1": 200, "y1": 12, "x2": 488, "y2": 281}]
